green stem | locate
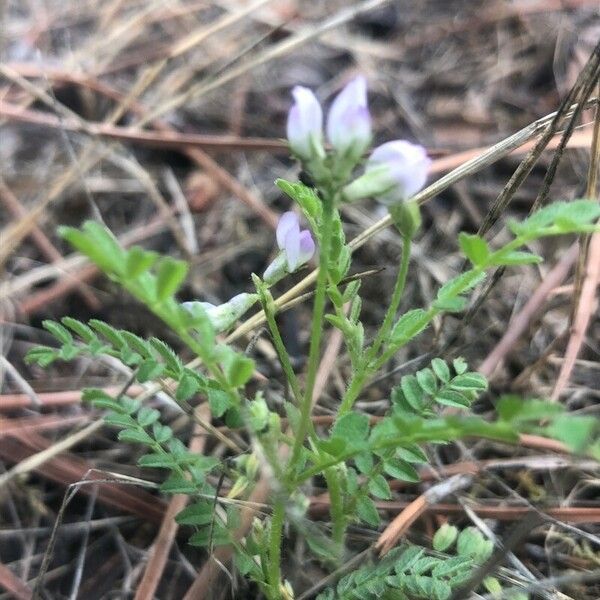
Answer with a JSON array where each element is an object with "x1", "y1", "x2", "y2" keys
[
  {"x1": 289, "y1": 195, "x2": 335, "y2": 469},
  {"x1": 267, "y1": 498, "x2": 286, "y2": 599},
  {"x1": 368, "y1": 236, "x2": 412, "y2": 359},
  {"x1": 337, "y1": 371, "x2": 367, "y2": 417},
  {"x1": 294, "y1": 423, "x2": 515, "y2": 484},
  {"x1": 175, "y1": 326, "x2": 240, "y2": 408},
  {"x1": 258, "y1": 286, "x2": 303, "y2": 406},
  {"x1": 337, "y1": 237, "x2": 411, "y2": 417}
]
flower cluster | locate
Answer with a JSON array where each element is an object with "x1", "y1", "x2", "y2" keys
[
  {"x1": 260, "y1": 76, "x2": 432, "y2": 290},
  {"x1": 287, "y1": 75, "x2": 371, "y2": 176},
  {"x1": 286, "y1": 76, "x2": 431, "y2": 207}
]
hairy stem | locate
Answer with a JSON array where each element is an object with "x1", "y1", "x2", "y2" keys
[
  {"x1": 368, "y1": 235, "x2": 412, "y2": 359},
  {"x1": 289, "y1": 195, "x2": 335, "y2": 469},
  {"x1": 337, "y1": 237, "x2": 411, "y2": 417},
  {"x1": 258, "y1": 285, "x2": 303, "y2": 406},
  {"x1": 267, "y1": 498, "x2": 286, "y2": 599}
]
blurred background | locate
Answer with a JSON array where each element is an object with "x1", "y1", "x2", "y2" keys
[{"x1": 1, "y1": 1, "x2": 599, "y2": 598}]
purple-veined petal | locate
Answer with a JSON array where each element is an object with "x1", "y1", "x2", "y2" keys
[
  {"x1": 276, "y1": 211, "x2": 300, "y2": 250},
  {"x1": 286, "y1": 86, "x2": 323, "y2": 160},
  {"x1": 283, "y1": 226, "x2": 301, "y2": 272},
  {"x1": 326, "y1": 76, "x2": 371, "y2": 154},
  {"x1": 298, "y1": 229, "x2": 315, "y2": 264},
  {"x1": 367, "y1": 140, "x2": 431, "y2": 203}
]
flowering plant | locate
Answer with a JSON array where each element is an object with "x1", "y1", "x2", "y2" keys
[{"x1": 27, "y1": 76, "x2": 600, "y2": 600}]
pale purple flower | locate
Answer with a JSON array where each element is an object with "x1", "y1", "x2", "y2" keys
[
  {"x1": 343, "y1": 140, "x2": 431, "y2": 205},
  {"x1": 276, "y1": 211, "x2": 315, "y2": 271},
  {"x1": 326, "y1": 76, "x2": 371, "y2": 157},
  {"x1": 286, "y1": 86, "x2": 323, "y2": 160},
  {"x1": 264, "y1": 212, "x2": 315, "y2": 284}
]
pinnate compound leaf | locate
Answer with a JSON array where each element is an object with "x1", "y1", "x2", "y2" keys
[{"x1": 510, "y1": 200, "x2": 600, "y2": 237}]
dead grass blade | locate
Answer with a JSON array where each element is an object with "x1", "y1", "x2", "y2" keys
[
  {"x1": 141, "y1": 0, "x2": 393, "y2": 124},
  {"x1": 0, "y1": 431, "x2": 166, "y2": 523},
  {"x1": 0, "y1": 420, "x2": 104, "y2": 489},
  {"x1": 551, "y1": 88, "x2": 600, "y2": 400},
  {"x1": 478, "y1": 243, "x2": 580, "y2": 378}
]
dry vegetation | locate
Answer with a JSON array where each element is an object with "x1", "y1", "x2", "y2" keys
[{"x1": 1, "y1": 1, "x2": 600, "y2": 599}]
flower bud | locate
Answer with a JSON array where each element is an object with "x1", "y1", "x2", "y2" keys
[
  {"x1": 286, "y1": 86, "x2": 324, "y2": 161},
  {"x1": 264, "y1": 212, "x2": 315, "y2": 284},
  {"x1": 342, "y1": 140, "x2": 431, "y2": 205},
  {"x1": 389, "y1": 199, "x2": 422, "y2": 239},
  {"x1": 326, "y1": 75, "x2": 371, "y2": 160},
  {"x1": 182, "y1": 292, "x2": 257, "y2": 332}
]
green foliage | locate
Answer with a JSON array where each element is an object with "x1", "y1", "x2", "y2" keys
[
  {"x1": 508, "y1": 199, "x2": 600, "y2": 238},
  {"x1": 56, "y1": 222, "x2": 256, "y2": 405},
  {"x1": 300, "y1": 360, "x2": 522, "y2": 529},
  {"x1": 432, "y1": 524, "x2": 458, "y2": 552},
  {"x1": 26, "y1": 317, "x2": 212, "y2": 404},
  {"x1": 317, "y1": 525, "x2": 497, "y2": 600},
  {"x1": 58, "y1": 222, "x2": 220, "y2": 362},
  {"x1": 28, "y1": 132, "x2": 600, "y2": 600},
  {"x1": 84, "y1": 387, "x2": 218, "y2": 489},
  {"x1": 392, "y1": 357, "x2": 487, "y2": 414},
  {"x1": 496, "y1": 396, "x2": 599, "y2": 453},
  {"x1": 83, "y1": 384, "x2": 245, "y2": 548},
  {"x1": 430, "y1": 199, "x2": 600, "y2": 314},
  {"x1": 389, "y1": 309, "x2": 432, "y2": 347}
]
